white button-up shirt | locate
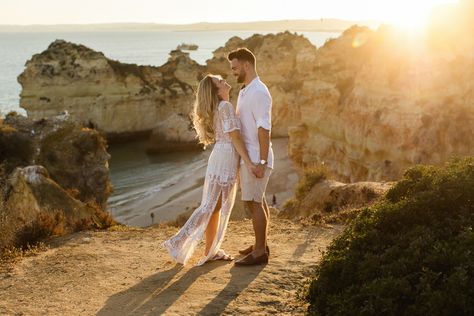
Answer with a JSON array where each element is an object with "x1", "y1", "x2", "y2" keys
[{"x1": 236, "y1": 76, "x2": 274, "y2": 169}]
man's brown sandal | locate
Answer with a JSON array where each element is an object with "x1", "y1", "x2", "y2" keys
[
  {"x1": 234, "y1": 252, "x2": 269, "y2": 266},
  {"x1": 238, "y1": 245, "x2": 270, "y2": 256}
]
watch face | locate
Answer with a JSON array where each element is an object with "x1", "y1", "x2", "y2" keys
[{"x1": 260, "y1": 160, "x2": 266, "y2": 165}]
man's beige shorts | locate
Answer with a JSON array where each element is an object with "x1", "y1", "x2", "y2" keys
[{"x1": 240, "y1": 166, "x2": 272, "y2": 203}]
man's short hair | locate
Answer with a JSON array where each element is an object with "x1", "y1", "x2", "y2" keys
[{"x1": 227, "y1": 47, "x2": 256, "y2": 66}]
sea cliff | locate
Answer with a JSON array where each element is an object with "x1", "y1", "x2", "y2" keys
[{"x1": 17, "y1": 17, "x2": 474, "y2": 181}]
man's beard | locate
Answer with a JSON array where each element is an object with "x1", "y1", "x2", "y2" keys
[{"x1": 237, "y1": 70, "x2": 246, "y2": 83}]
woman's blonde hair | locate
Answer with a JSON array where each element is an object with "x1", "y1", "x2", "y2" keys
[{"x1": 192, "y1": 74, "x2": 220, "y2": 147}]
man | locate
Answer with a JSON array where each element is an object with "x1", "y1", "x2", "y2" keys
[{"x1": 227, "y1": 48, "x2": 273, "y2": 266}]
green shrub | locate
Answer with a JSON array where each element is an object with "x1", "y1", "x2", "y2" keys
[{"x1": 305, "y1": 157, "x2": 474, "y2": 316}]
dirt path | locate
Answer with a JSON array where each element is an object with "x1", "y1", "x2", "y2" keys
[{"x1": 0, "y1": 219, "x2": 343, "y2": 315}]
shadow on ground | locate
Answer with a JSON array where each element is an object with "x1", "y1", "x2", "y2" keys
[{"x1": 97, "y1": 261, "x2": 264, "y2": 315}]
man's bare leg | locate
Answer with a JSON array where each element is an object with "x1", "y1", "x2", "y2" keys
[
  {"x1": 239, "y1": 197, "x2": 270, "y2": 255},
  {"x1": 246, "y1": 200, "x2": 268, "y2": 256},
  {"x1": 263, "y1": 197, "x2": 270, "y2": 241}
]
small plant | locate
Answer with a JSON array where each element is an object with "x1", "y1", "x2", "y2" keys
[
  {"x1": 0, "y1": 242, "x2": 48, "y2": 272},
  {"x1": 73, "y1": 217, "x2": 93, "y2": 232},
  {"x1": 295, "y1": 164, "x2": 329, "y2": 199},
  {"x1": 15, "y1": 211, "x2": 66, "y2": 249},
  {"x1": 85, "y1": 200, "x2": 116, "y2": 229},
  {"x1": 282, "y1": 198, "x2": 299, "y2": 213}
]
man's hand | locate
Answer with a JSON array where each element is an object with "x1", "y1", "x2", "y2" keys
[
  {"x1": 254, "y1": 164, "x2": 266, "y2": 178},
  {"x1": 246, "y1": 163, "x2": 257, "y2": 177}
]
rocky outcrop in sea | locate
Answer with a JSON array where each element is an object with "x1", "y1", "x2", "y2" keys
[{"x1": 18, "y1": 41, "x2": 205, "y2": 145}]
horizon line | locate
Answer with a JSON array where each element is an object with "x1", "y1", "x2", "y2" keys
[{"x1": 0, "y1": 18, "x2": 380, "y2": 27}]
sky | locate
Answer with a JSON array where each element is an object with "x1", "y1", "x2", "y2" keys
[{"x1": 0, "y1": 0, "x2": 458, "y2": 27}]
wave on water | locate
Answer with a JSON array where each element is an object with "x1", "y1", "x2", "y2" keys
[{"x1": 108, "y1": 153, "x2": 207, "y2": 215}]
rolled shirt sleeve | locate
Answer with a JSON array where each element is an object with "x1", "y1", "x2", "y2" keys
[
  {"x1": 218, "y1": 101, "x2": 241, "y2": 133},
  {"x1": 252, "y1": 90, "x2": 272, "y2": 131}
]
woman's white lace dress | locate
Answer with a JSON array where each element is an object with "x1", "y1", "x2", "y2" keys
[{"x1": 163, "y1": 100, "x2": 241, "y2": 266}]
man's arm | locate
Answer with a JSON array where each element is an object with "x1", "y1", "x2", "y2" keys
[
  {"x1": 255, "y1": 127, "x2": 270, "y2": 178},
  {"x1": 253, "y1": 90, "x2": 272, "y2": 178}
]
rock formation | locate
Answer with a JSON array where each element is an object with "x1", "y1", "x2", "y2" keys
[
  {"x1": 2, "y1": 113, "x2": 111, "y2": 208},
  {"x1": 4, "y1": 165, "x2": 106, "y2": 226},
  {"x1": 281, "y1": 179, "x2": 392, "y2": 220},
  {"x1": 0, "y1": 113, "x2": 113, "y2": 250},
  {"x1": 18, "y1": 33, "x2": 318, "y2": 140},
  {"x1": 18, "y1": 41, "x2": 205, "y2": 142},
  {"x1": 288, "y1": 24, "x2": 474, "y2": 182},
  {"x1": 146, "y1": 113, "x2": 200, "y2": 153},
  {"x1": 17, "y1": 15, "x2": 474, "y2": 181}
]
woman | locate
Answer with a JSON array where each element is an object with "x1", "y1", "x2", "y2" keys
[{"x1": 163, "y1": 74, "x2": 254, "y2": 266}]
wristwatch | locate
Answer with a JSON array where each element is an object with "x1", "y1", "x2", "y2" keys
[{"x1": 259, "y1": 159, "x2": 267, "y2": 165}]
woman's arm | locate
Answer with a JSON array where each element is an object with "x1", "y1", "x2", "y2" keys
[{"x1": 228, "y1": 130, "x2": 255, "y2": 172}]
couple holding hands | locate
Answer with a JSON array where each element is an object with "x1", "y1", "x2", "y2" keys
[{"x1": 164, "y1": 47, "x2": 274, "y2": 266}]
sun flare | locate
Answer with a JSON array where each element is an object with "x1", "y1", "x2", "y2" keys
[{"x1": 377, "y1": 0, "x2": 458, "y2": 31}]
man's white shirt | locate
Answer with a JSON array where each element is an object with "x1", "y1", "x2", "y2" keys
[{"x1": 236, "y1": 76, "x2": 274, "y2": 169}]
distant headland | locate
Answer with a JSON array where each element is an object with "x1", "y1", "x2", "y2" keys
[{"x1": 0, "y1": 19, "x2": 379, "y2": 32}]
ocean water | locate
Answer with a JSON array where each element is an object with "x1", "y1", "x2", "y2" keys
[
  {"x1": 0, "y1": 30, "x2": 339, "y2": 225},
  {"x1": 107, "y1": 140, "x2": 208, "y2": 223}
]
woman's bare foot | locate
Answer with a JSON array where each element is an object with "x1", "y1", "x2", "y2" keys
[{"x1": 208, "y1": 249, "x2": 234, "y2": 262}]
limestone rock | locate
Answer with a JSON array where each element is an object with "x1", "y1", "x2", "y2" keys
[
  {"x1": 1, "y1": 113, "x2": 111, "y2": 208},
  {"x1": 0, "y1": 115, "x2": 114, "y2": 250},
  {"x1": 146, "y1": 113, "x2": 200, "y2": 153},
  {"x1": 4, "y1": 165, "x2": 104, "y2": 226},
  {"x1": 18, "y1": 40, "x2": 205, "y2": 139},
  {"x1": 287, "y1": 24, "x2": 474, "y2": 181},
  {"x1": 280, "y1": 179, "x2": 392, "y2": 219}
]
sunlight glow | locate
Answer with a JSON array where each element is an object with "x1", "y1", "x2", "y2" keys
[
  {"x1": 0, "y1": 0, "x2": 461, "y2": 27},
  {"x1": 377, "y1": 0, "x2": 459, "y2": 30}
]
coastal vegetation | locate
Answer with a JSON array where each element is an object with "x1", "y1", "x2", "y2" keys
[{"x1": 305, "y1": 157, "x2": 474, "y2": 315}]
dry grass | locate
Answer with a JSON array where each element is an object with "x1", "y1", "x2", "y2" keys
[
  {"x1": 14, "y1": 211, "x2": 67, "y2": 250},
  {"x1": 0, "y1": 242, "x2": 48, "y2": 273},
  {"x1": 295, "y1": 164, "x2": 330, "y2": 199},
  {"x1": 1, "y1": 202, "x2": 117, "y2": 258},
  {"x1": 65, "y1": 187, "x2": 81, "y2": 199},
  {"x1": 308, "y1": 205, "x2": 366, "y2": 225},
  {"x1": 85, "y1": 200, "x2": 117, "y2": 229},
  {"x1": 283, "y1": 164, "x2": 331, "y2": 214}
]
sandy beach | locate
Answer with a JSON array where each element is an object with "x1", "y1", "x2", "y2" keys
[{"x1": 124, "y1": 137, "x2": 299, "y2": 226}]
